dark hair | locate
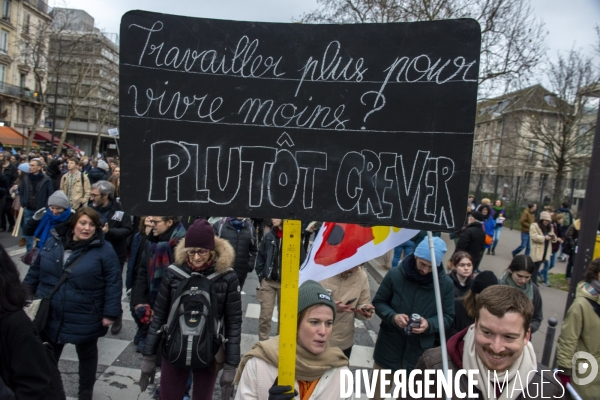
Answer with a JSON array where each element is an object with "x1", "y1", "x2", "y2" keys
[
  {"x1": 562, "y1": 202, "x2": 569, "y2": 208},
  {"x1": 160, "y1": 216, "x2": 180, "y2": 224},
  {"x1": 508, "y1": 255, "x2": 535, "y2": 274},
  {"x1": 584, "y1": 258, "x2": 600, "y2": 283},
  {"x1": 528, "y1": 203, "x2": 534, "y2": 209},
  {"x1": 463, "y1": 291, "x2": 478, "y2": 319},
  {"x1": 476, "y1": 285, "x2": 533, "y2": 333},
  {"x1": 108, "y1": 175, "x2": 119, "y2": 198},
  {"x1": 479, "y1": 204, "x2": 491, "y2": 218},
  {"x1": 70, "y1": 207, "x2": 101, "y2": 230},
  {"x1": 138, "y1": 216, "x2": 148, "y2": 233},
  {"x1": 535, "y1": 219, "x2": 552, "y2": 234},
  {"x1": 494, "y1": 199, "x2": 503, "y2": 207},
  {"x1": 0, "y1": 243, "x2": 30, "y2": 316},
  {"x1": 450, "y1": 251, "x2": 473, "y2": 268}
]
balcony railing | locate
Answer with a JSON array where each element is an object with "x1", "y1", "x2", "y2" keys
[
  {"x1": 0, "y1": 82, "x2": 41, "y2": 102},
  {"x1": 23, "y1": 0, "x2": 52, "y2": 15}
]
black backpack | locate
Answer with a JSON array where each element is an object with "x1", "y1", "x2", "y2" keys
[{"x1": 161, "y1": 265, "x2": 224, "y2": 370}]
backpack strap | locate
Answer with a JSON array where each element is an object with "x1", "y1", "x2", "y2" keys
[{"x1": 585, "y1": 298, "x2": 600, "y2": 319}]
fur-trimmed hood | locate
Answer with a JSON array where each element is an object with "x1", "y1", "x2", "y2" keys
[{"x1": 174, "y1": 236, "x2": 236, "y2": 274}]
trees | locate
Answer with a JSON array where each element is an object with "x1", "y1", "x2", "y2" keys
[{"x1": 297, "y1": 0, "x2": 547, "y2": 97}]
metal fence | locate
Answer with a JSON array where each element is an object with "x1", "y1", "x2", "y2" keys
[{"x1": 468, "y1": 173, "x2": 587, "y2": 229}]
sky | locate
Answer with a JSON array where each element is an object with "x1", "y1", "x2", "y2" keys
[{"x1": 57, "y1": 0, "x2": 599, "y2": 86}]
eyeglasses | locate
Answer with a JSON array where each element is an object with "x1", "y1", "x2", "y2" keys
[
  {"x1": 90, "y1": 193, "x2": 102, "y2": 198},
  {"x1": 187, "y1": 249, "x2": 210, "y2": 257}
]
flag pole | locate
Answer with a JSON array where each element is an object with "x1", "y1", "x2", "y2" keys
[{"x1": 427, "y1": 231, "x2": 450, "y2": 400}]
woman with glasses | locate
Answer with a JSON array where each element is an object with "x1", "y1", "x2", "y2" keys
[
  {"x1": 139, "y1": 219, "x2": 241, "y2": 400},
  {"x1": 498, "y1": 254, "x2": 543, "y2": 334}
]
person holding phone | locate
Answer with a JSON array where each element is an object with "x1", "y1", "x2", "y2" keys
[{"x1": 320, "y1": 264, "x2": 374, "y2": 358}]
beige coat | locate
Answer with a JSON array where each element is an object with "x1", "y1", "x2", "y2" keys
[
  {"x1": 234, "y1": 357, "x2": 354, "y2": 400},
  {"x1": 320, "y1": 268, "x2": 372, "y2": 351},
  {"x1": 60, "y1": 171, "x2": 91, "y2": 210},
  {"x1": 529, "y1": 222, "x2": 557, "y2": 262}
]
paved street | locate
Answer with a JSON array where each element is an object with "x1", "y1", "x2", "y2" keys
[{"x1": 1, "y1": 226, "x2": 569, "y2": 399}]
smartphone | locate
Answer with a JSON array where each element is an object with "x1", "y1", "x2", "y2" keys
[{"x1": 345, "y1": 298, "x2": 358, "y2": 305}]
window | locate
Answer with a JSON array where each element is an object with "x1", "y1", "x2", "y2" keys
[
  {"x1": 23, "y1": 13, "x2": 30, "y2": 34},
  {"x1": 485, "y1": 123, "x2": 491, "y2": 139},
  {"x1": 493, "y1": 142, "x2": 500, "y2": 158},
  {"x1": 2, "y1": 0, "x2": 9, "y2": 21},
  {"x1": 524, "y1": 172, "x2": 533, "y2": 185},
  {"x1": 527, "y1": 141, "x2": 537, "y2": 163},
  {"x1": 496, "y1": 121, "x2": 503, "y2": 137},
  {"x1": 0, "y1": 30, "x2": 7, "y2": 53},
  {"x1": 542, "y1": 147, "x2": 550, "y2": 166},
  {"x1": 473, "y1": 144, "x2": 480, "y2": 163},
  {"x1": 539, "y1": 173, "x2": 549, "y2": 187},
  {"x1": 0, "y1": 64, "x2": 5, "y2": 91},
  {"x1": 482, "y1": 142, "x2": 489, "y2": 164}
]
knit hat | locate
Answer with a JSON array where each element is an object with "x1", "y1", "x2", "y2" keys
[
  {"x1": 97, "y1": 159, "x2": 109, "y2": 172},
  {"x1": 413, "y1": 236, "x2": 447, "y2": 267},
  {"x1": 298, "y1": 280, "x2": 336, "y2": 321},
  {"x1": 540, "y1": 211, "x2": 552, "y2": 221},
  {"x1": 471, "y1": 270, "x2": 498, "y2": 294},
  {"x1": 48, "y1": 190, "x2": 69, "y2": 209},
  {"x1": 184, "y1": 219, "x2": 215, "y2": 250},
  {"x1": 470, "y1": 211, "x2": 484, "y2": 222},
  {"x1": 18, "y1": 163, "x2": 29, "y2": 173}
]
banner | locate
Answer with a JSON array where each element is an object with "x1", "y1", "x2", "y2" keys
[{"x1": 299, "y1": 222, "x2": 418, "y2": 284}]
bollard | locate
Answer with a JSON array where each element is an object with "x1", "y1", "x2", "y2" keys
[{"x1": 541, "y1": 318, "x2": 558, "y2": 367}]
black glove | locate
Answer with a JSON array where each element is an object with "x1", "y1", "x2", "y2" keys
[
  {"x1": 139, "y1": 355, "x2": 156, "y2": 392},
  {"x1": 268, "y1": 378, "x2": 297, "y2": 400}
]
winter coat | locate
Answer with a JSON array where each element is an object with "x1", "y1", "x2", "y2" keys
[
  {"x1": 213, "y1": 218, "x2": 257, "y2": 276},
  {"x1": 19, "y1": 172, "x2": 54, "y2": 210},
  {"x1": 23, "y1": 225, "x2": 123, "y2": 345},
  {"x1": 126, "y1": 231, "x2": 149, "y2": 291},
  {"x1": 0, "y1": 163, "x2": 16, "y2": 198},
  {"x1": 91, "y1": 201, "x2": 133, "y2": 265},
  {"x1": 556, "y1": 282, "x2": 600, "y2": 399},
  {"x1": 0, "y1": 310, "x2": 57, "y2": 400},
  {"x1": 320, "y1": 267, "x2": 373, "y2": 351},
  {"x1": 482, "y1": 216, "x2": 496, "y2": 249},
  {"x1": 529, "y1": 222, "x2": 557, "y2": 263},
  {"x1": 372, "y1": 254, "x2": 454, "y2": 372},
  {"x1": 411, "y1": 329, "x2": 565, "y2": 399},
  {"x1": 564, "y1": 224, "x2": 579, "y2": 256},
  {"x1": 448, "y1": 270, "x2": 473, "y2": 299},
  {"x1": 234, "y1": 357, "x2": 353, "y2": 400},
  {"x1": 60, "y1": 171, "x2": 91, "y2": 210},
  {"x1": 255, "y1": 229, "x2": 306, "y2": 282},
  {"x1": 45, "y1": 160, "x2": 63, "y2": 193},
  {"x1": 87, "y1": 168, "x2": 108, "y2": 185},
  {"x1": 455, "y1": 222, "x2": 486, "y2": 267},
  {"x1": 143, "y1": 237, "x2": 243, "y2": 367},
  {"x1": 448, "y1": 297, "x2": 473, "y2": 337},
  {"x1": 520, "y1": 208, "x2": 536, "y2": 233}
]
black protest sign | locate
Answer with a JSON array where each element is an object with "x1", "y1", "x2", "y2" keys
[{"x1": 120, "y1": 10, "x2": 480, "y2": 231}]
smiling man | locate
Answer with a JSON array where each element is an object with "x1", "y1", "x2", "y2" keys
[{"x1": 410, "y1": 285, "x2": 565, "y2": 399}]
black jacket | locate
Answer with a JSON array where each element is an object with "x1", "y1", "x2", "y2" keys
[
  {"x1": 449, "y1": 270, "x2": 473, "y2": 298},
  {"x1": 143, "y1": 238, "x2": 242, "y2": 367},
  {"x1": 91, "y1": 201, "x2": 133, "y2": 265},
  {"x1": 255, "y1": 228, "x2": 306, "y2": 282},
  {"x1": 455, "y1": 222, "x2": 486, "y2": 267},
  {"x1": 0, "y1": 310, "x2": 58, "y2": 400},
  {"x1": 213, "y1": 218, "x2": 257, "y2": 276},
  {"x1": 448, "y1": 298, "x2": 473, "y2": 337},
  {"x1": 19, "y1": 173, "x2": 54, "y2": 211},
  {"x1": 0, "y1": 163, "x2": 16, "y2": 198},
  {"x1": 87, "y1": 168, "x2": 108, "y2": 185}
]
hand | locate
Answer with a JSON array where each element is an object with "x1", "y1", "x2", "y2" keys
[
  {"x1": 102, "y1": 223, "x2": 109, "y2": 233},
  {"x1": 139, "y1": 356, "x2": 156, "y2": 392},
  {"x1": 268, "y1": 379, "x2": 297, "y2": 400},
  {"x1": 33, "y1": 207, "x2": 46, "y2": 220},
  {"x1": 220, "y1": 364, "x2": 237, "y2": 398},
  {"x1": 411, "y1": 318, "x2": 429, "y2": 334},
  {"x1": 558, "y1": 238, "x2": 564, "y2": 243},
  {"x1": 102, "y1": 318, "x2": 114, "y2": 327},
  {"x1": 335, "y1": 300, "x2": 354, "y2": 313},
  {"x1": 354, "y1": 305, "x2": 375, "y2": 318},
  {"x1": 545, "y1": 235, "x2": 551, "y2": 240},
  {"x1": 394, "y1": 313, "x2": 410, "y2": 329}
]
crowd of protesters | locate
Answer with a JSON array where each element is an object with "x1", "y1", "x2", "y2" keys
[{"x1": 0, "y1": 148, "x2": 597, "y2": 400}]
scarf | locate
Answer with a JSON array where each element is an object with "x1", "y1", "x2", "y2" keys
[
  {"x1": 462, "y1": 325, "x2": 537, "y2": 400},
  {"x1": 402, "y1": 254, "x2": 442, "y2": 286},
  {"x1": 228, "y1": 217, "x2": 245, "y2": 232},
  {"x1": 63, "y1": 229, "x2": 100, "y2": 251},
  {"x1": 187, "y1": 257, "x2": 214, "y2": 272},
  {"x1": 499, "y1": 271, "x2": 533, "y2": 300},
  {"x1": 34, "y1": 208, "x2": 72, "y2": 248},
  {"x1": 234, "y1": 336, "x2": 348, "y2": 384},
  {"x1": 147, "y1": 223, "x2": 186, "y2": 306}
]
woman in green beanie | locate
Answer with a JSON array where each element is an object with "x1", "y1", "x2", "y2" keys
[{"x1": 234, "y1": 280, "x2": 350, "y2": 400}]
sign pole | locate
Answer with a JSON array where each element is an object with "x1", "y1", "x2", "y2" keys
[
  {"x1": 427, "y1": 231, "x2": 450, "y2": 400},
  {"x1": 278, "y1": 220, "x2": 302, "y2": 390}
]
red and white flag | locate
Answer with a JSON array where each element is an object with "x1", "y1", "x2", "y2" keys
[{"x1": 299, "y1": 222, "x2": 419, "y2": 284}]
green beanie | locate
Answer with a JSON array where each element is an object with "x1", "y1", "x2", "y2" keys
[{"x1": 297, "y1": 280, "x2": 337, "y2": 321}]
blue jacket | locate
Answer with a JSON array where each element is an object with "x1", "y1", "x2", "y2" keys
[
  {"x1": 23, "y1": 226, "x2": 123, "y2": 345},
  {"x1": 482, "y1": 216, "x2": 496, "y2": 249}
]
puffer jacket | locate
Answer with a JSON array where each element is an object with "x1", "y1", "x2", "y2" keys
[
  {"x1": 556, "y1": 282, "x2": 600, "y2": 399},
  {"x1": 143, "y1": 237, "x2": 243, "y2": 367},
  {"x1": 213, "y1": 218, "x2": 257, "y2": 275},
  {"x1": 320, "y1": 267, "x2": 373, "y2": 350},
  {"x1": 23, "y1": 224, "x2": 123, "y2": 344},
  {"x1": 87, "y1": 168, "x2": 108, "y2": 185}
]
